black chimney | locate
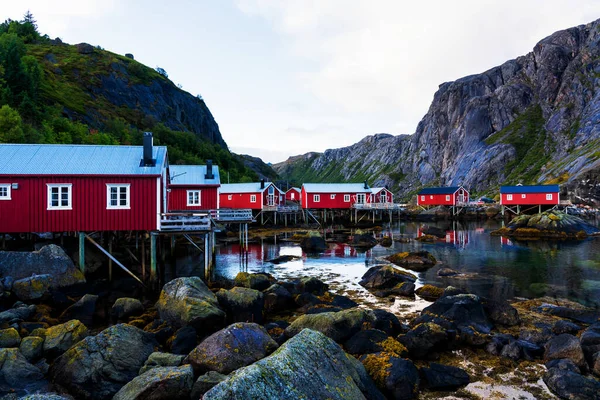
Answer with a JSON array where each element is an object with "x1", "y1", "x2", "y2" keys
[
  {"x1": 205, "y1": 160, "x2": 214, "y2": 180},
  {"x1": 142, "y1": 132, "x2": 155, "y2": 166},
  {"x1": 364, "y1": 180, "x2": 369, "y2": 189},
  {"x1": 260, "y1": 179, "x2": 265, "y2": 189}
]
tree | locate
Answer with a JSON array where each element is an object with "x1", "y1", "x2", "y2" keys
[
  {"x1": 155, "y1": 67, "x2": 168, "y2": 78},
  {"x1": 22, "y1": 11, "x2": 36, "y2": 28},
  {"x1": 0, "y1": 104, "x2": 24, "y2": 142}
]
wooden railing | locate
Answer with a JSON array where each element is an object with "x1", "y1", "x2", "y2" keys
[
  {"x1": 210, "y1": 209, "x2": 254, "y2": 222},
  {"x1": 353, "y1": 203, "x2": 407, "y2": 210},
  {"x1": 160, "y1": 212, "x2": 212, "y2": 231}
]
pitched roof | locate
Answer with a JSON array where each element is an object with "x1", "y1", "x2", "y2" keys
[
  {"x1": 169, "y1": 165, "x2": 220, "y2": 185},
  {"x1": 220, "y1": 182, "x2": 276, "y2": 194},
  {"x1": 500, "y1": 185, "x2": 560, "y2": 194},
  {"x1": 0, "y1": 144, "x2": 167, "y2": 176},
  {"x1": 287, "y1": 187, "x2": 301, "y2": 193},
  {"x1": 302, "y1": 183, "x2": 371, "y2": 193},
  {"x1": 371, "y1": 187, "x2": 391, "y2": 194},
  {"x1": 418, "y1": 186, "x2": 462, "y2": 195}
]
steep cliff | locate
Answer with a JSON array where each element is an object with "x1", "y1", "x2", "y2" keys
[{"x1": 274, "y1": 18, "x2": 600, "y2": 202}]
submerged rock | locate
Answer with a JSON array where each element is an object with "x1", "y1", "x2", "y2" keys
[
  {"x1": 386, "y1": 251, "x2": 437, "y2": 272},
  {"x1": 415, "y1": 285, "x2": 444, "y2": 301},
  {"x1": 113, "y1": 365, "x2": 194, "y2": 400}
]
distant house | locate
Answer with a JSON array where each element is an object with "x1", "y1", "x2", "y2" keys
[
  {"x1": 167, "y1": 161, "x2": 220, "y2": 211},
  {"x1": 219, "y1": 180, "x2": 282, "y2": 210},
  {"x1": 0, "y1": 133, "x2": 168, "y2": 233},
  {"x1": 286, "y1": 187, "x2": 301, "y2": 202},
  {"x1": 370, "y1": 187, "x2": 394, "y2": 204},
  {"x1": 417, "y1": 186, "x2": 469, "y2": 206},
  {"x1": 500, "y1": 185, "x2": 560, "y2": 206},
  {"x1": 301, "y1": 183, "x2": 372, "y2": 209}
]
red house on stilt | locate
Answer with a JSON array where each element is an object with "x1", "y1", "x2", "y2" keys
[
  {"x1": 499, "y1": 185, "x2": 560, "y2": 206},
  {"x1": 417, "y1": 186, "x2": 469, "y2": 206},
  {"x1": 219, "y1": 181, "x2": 282, "y2": 210},
  {"x1": 167, "y1": 161, "x2": 220, "y2": 211},
  {"x1": 301, "y1": 183, "x2": 372, "y2": 209},
  {"x1": 370, "y1": 187, "x2": 394, "y2": 205},
  {"x1": 285, "y1": 187, "x2": 301, "y2": 203}
]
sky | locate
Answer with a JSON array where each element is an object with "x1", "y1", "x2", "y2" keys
[{"x1": 1, "y1": 1, "x2": 598, "y2": 163}]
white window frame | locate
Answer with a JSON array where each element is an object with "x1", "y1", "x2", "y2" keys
[
  {"x1": 228, "y1": 194, "x2": 232, "y2": 200},
  {"x1": 546, "y1": 193, "x2": 553, "y2": 200},
  {"x1": 0, "y1": 184, "x2": 11, "y2": 200},
  {"x1": 106, "y1": 184, "x2": 130, "y2": 210},
  {"x1": 344, "y1": 194, "x2": 350, "y2": 202},
  {"x1": 47, "y1": 184, "x2": 72, "y2": 210},
  {"x1": 507, "y1": 194, "x2": 513, "y2": 201},
  {"x1": 521, "y1": 194, "x2": 526, "y2": 199},
  {"x1": 314, "y1": 194, "x2": 320, "y2": 202},
  {"x1": 330, "y1": 194, "x2": 336, "y2": 199},
  {"x1": 187, "y1": 190, "x2": 201, "y2": 206},
  {"x1": 445, "y1": 195, "x2": 450, "y2": 201},
  {"x1": 250, "y1": 194, "x2": 257, "y2": 203},
  {"x1": 290, "y1": 193, "x2": 295, "y2": 199},
  {"x1": 430, "y1": 195, "x2": 433, "y2": 199}
]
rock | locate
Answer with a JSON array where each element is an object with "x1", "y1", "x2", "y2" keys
[
  {"x1": 496, "y1": 211, "x2": 600, "y2": 239},
  {"x1": 543, "y1": 368, "x2": 600, "y2": 400},
  {"x1": 0, "y1": 245, "x2": 85, "y2": 288},
  {"x1": 42, "y1": 319, "x2": 88, "y2": 359},
  {"x1": 437, "y1": 268, "x2": 460, "y2": 277},
  {"x1": 203, "y1": 329, "x2": 385, "y2": 400},
  {"x1": 482, "y1": 299, "x2": 520, "y2": 326},
  {"x1": 398, "y1": 322, "x2": 449, "y2": 358},
  {"x1": 421, "y1": 226, "x2": 446, "y2": 238},
  {"x1": 421, "y1": 293, "x2": 493, "y2": 333},
  {"x1": 142, "y1": 319, "x2": 173, "y2": 345},
  {"x1": 546, "y1": 358, "x2": 581, "y2": 374},
  {"x1": 486, "y1": 334, "x2": 512, "y2": 356},
  {"x1": 592, "y1": 351, "x2": 600, "y2": 377},
  {"x1": 125, "y1": 53, "x2": 134, "y2": 59},
  {"x1": 351, "y1": 233, "x2": 378, "y2": 248},
  {"x1": 59, "y1": 294, "x2": 97, "y2": 326},
  {"x1": 535, "y1": 303, "x2": 600, "y2": 324},
  {"x1": 233, "y1": 272, "x2": 273, "y2": 291},
  {"x1": 359, "y1": 265, "x2": 417, "y2": 297},
  {"x1": 520, "y1": 324, "x2": 554, "y2": 346},
  {"x1": 263, "y1": 284, "x2": 294, "y2": 313},
  {"x1": 111, "y1": 297, "x2": 144, "y2": 321},
  {"x1": 581, "y1": 323, "x2": 600, "y2": 359},
  {"x1": 441, "y1": 286, "x2": 467, "y2": 296},
  {"x1": 113, "y1": 365, "x2": 194, "y2": 400},
  {"x1": 50, "y1": 324, "x2": 157, "y2": 400},
  {"x1": 300, "y1": 236, "x2": 328, "y2": 252},
  {"x1": 386, "y1": 251, "x2": 437, "y2": 272},
  {"x1": 12, "y1": 275, "x2": 53, "y2": 301},
  {"x1": 216, "y1": 287, "x2": 264, "y2": 324},
  {"x1": 285, "y1": 308, "x2": 374, "y2": 343},
  {"x1": 421, "y1": 363, "x2": 470, "y2": 390},
  {"x1": 371, "y1": 309, "x2": 405, "y2": 336},
  {"x1": 139, "y1": 352, "x2": 185, "y2": 375},
  {"x1": 553, "y1": 320, "x2": 582, "y2": 335},
  {"x1": 360, "y1": 353, "x2": 419, "y2": 400},
  {"x1": 379, "y1": 236, "x2": 393, "y2": 247},
  {"x1": 544, "y1": 334, "x2": 587, "y2": 370},
  {"x1": 168, "y1": 326, "x2": 197, "y2": 355},
  {"x1": 265, "y1": 321, "x2": 288, "y2": 345},
  {"x1": 19, "y1": 336, "x2": 43, "y2": 362},
  {"x1": 186, "y1": 323, "x2": 277, "y2": 375},
  {"x1": 266, "y1": 255, "x2": 301, "y2": 264},
  {"x1": 155, "y1": 277, "x2": 225, "y2": 334},
  {"x1": 415, "y1": 285, "x2": 444, "y2": 301},
  {"x1": 190, "y1": 371, "x2": 226, "y2": 400},
  {"x1": 500, "y1": 341, "x2": 523, "y2": 361},
  {"x1": 0, "y1": 328, "x2": 20, "y2": 348},
  {"x1": 0, "y1": 348, "x2": 45, "y2": 392},
  {"x1": 344, "y1": 330, "x2": 389, "y2": 355},
  {"x1": 457, "y1": 325, "x2": 489, "y2": 347},
  {"x1": 298, "y1": 277, "x2": 329, "y2": 295},
  {"x1": 18, "y1": 394, "x2": 70, "y2": 400},
  {"x1": 76, "y1": 43, "x2": 94, "y2": 54}
]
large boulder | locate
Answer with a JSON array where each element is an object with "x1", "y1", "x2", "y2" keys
[
  {"x1": 398, "y1": 322, "x2": 449, "y2": 359},
  {"x1": 0, "y1": 245, "x2": 85, "y2": 288},
  {"x1": 263, "y1": 284, "x2": 294, "y2": 313},
  {"x1": 359, "y1": 265, "x2": 417, "y2": 297},
  {"x1": 20, "y1": 336, "x2": 44, "y2": 362},
  {"x1": 12, "y1": 274, "x2": 53, "y2": 301},
  {"x1": 543, "y1": 367, "x2": 600, "y2": 400},
  {"x1": 50, "y1": 324, "x2": 157, "y2": 400},
  {"x1": 285, "y1": 308, "x2": 374, "y2": 343},
  {"x1": 0, "y1": 348, "x2": 46, "y2": 393},
  {"x1": 139, "y1": 352, "x2": 184, "y2": 375},
  {"x1": 186, "y1": 322, "x2": 278, "y2": 374},
  {"x1": 113, "y1": 365, "x2": 194, "y2": 400},
  {"x1": 420, "y1": 363, "x2": 470, "y2": 390},
  {"x1": 216, "y1": 287, "x2": 264, "y2": 324},
  {"x1": 168, "y1": 326, "x2": 197, "y2": 355},
  {"x1": 360, "y1": 353, "x2": 419, "y2": 400},
  {"x1": 0, "y1": 328, "x2": 21, "y2": 348},
  {"x1": 155, "y1": 277, "x2": 225, "y2": 334},
  {"x1": 482, "y1": 299, "x2": 520, "y2": 326},
  {"x1": 421, "y1": 293, "x2": 493, "y2": 333},
  {"x1": 233, "y1": 272, "x2": 274, "y2": 291},
  {"x1": 544, "y1": 334, "x2": 587, "y2": 370},
  {"x1": 300, "y1": 236, "x2": 328, "y2": 252},
  {"x1": 203, "y1": 329, "x2": 385, "y2": 400},
  {"x1": 386, "y1": 251, "x2": 437, "y2": 272},
  {"x1": 0, "y1": 303, "x2": 34, "y2": 325},
  {"x1": 42, "y1": 319, "x2": 88, "y2": 359},
  {"x1": 111, "y1": 297, "x2": 144, "y2": 321}
]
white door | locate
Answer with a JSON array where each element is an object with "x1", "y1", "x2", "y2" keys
[{"x1": 356, "y1": 193, "x2": 366, "y2": 204}]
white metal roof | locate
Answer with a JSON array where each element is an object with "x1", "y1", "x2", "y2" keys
[
  {"x1": 169, "y1": 165, "x2": 220, "y2": 185},
  {"x1": 302, "y1": 183, "x2": 371, "y2": 193},
  {"x1": 220, "y1": 182, "x2": 277, "y2": 194},
  {"x1": 370, "y1": 187, "x2": 390, "y2": 194}
]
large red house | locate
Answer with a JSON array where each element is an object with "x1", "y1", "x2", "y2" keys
[
  {"x1": 219, "y1": 181, "x2": 282, "y2": 210},
  {"x1": 286, "y1": 187, "x2": 301, "y2": 203},
  {"x1": 370, "y1": 187, "x2": 394, "y2": 204},
  {"x1": 417, "y1": 186, "x2": 469, "y2": 206},
  {"x1": 499, "y1": 185, "x2": 560, "y2": 205},
  {"x1": 301, "y1": 183, "x2": 372, "y2": 209},
  {"x1": 0, "y1": 134, "x2": 168, "y2": 233},
  {"x1": 167, "y1": 161, "x2": 220, "y2": 211}
]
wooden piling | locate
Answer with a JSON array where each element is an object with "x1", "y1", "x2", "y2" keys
[
  {"x1": 78, "y1": 232, "x2": 85, "y2": 274},
  {"x1": 150, "y1": 233, "x2": 157, "y2": 283}
]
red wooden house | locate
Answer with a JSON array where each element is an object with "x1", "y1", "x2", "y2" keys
[
  {"x1": 499, "y1": 185, "x2": 560, "y2": 205},
  {"x1": 370, "y1": 187, "x2": 394, "y2": 204},
  {"x1": 301, "y1": 183, "x2": 372, "y2": 209},
  {"x1": 286, "y1": 187, "x2": 301, "y2": 203},
  {"x1": 417, "y1": 186, "x2": 469, "y2": 206},
  {"x1": 0, "y1": 133, "x2": 168, "y2": 233},
  {"x1": 219, "y1": 181, "x2": 282, "y2": 210},
  {"x1": 167, "y1": 161, "x2": 220, "y2": 211}
]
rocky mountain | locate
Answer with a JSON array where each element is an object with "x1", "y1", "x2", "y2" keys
[{"x1": 274, "y1": 18, "x2": 600, "y2": 203}]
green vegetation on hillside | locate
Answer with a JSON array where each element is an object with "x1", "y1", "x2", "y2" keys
[{"x1": 0, "y1": 14, "x2": 256, "y2": 182}]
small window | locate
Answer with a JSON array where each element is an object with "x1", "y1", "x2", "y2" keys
[
  {"x1": 445, "y1": 195, "x2": 450, "y2": 201},
  {"x1": 546, "y1": 193, "x2": 553, "y2": 200},
  {"x1": 421, "y1": 195, "x2": 425, "y2": 201},
  {"x1": 344, "y1": 194, "x2": 350, "y2": 202},
  {"x1": 0, "y1": 184, "x2": 10, "y2": 200},
  {"x1": 507, "y1": 194, "x2": 513, "y2": 201},
  {"x1": 48, "y1": 184, "x2": 72, "y2": 210},
  {"x1": 314, "y1": 194, "x2": 320, "y2": 202},
  {"x1": 250, "y1": 194, "x2": 256, "y2": 203},
  {"x1": 187, "y1": 190, "x2": 200, "y2": 206},
  {"x1": 228, "y1": 194, "x2": 232, "y2": 200},
  {"x1": 430, "y1": 195, "x2": 433, "y2": 199},
  {"x1": 521, "y1": 194, "x2": 526, "y2": 199},
  {"x1": 107, "y1": 184, "x2": 130, "y2": 209},
  {"x1": 291, "y1": 193, "x2": 295, "y2": 199},
  {"x1": 330, "y1": 194, "x2": 336, "y2": 199}
]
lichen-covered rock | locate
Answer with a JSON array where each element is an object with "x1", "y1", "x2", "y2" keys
[
  {"x1": 216, "y1": 286, "x2": 264, "y2": 324},
  {"x1": 420, "y1": 363, "x2": 470, "y2": 390},
  {"x1": 59, "y1": 294, "x2": 97, "y2": 326},
  {"x1": 553, "y1": 320, "x2": 582, "y2": 335},
  {"x1": 233, "y1": 272, "x2": 274, "y2": 291},
  {"x1": 12, "y1": 274, "x2": 53, "y2": 301},
  {"x1": 371, "y1": 309, "x2": 405, "y2": 336},
  {"x1": 19, "y1": 336, "x2": 43, "y2": 362},
  {"x1": 139, "y1": 352, "x2": 184, "y2": 375},
  {"x1": 543, "y1": 367, "x2": 600, "y2": 400},
  {"x1": 359, "y1": 265, "x2": 417, "y2": 297},
  {"x1": 155, "y1": 277, "x2": 225, "y2": 334},
  {"x1": 544, "y1": 334, "x2": 587, "y2": 370},
  {"x1": 0, "y1": 303, "x2": 36, "y2": 324},
  {"x1": 18, "y1": 394, "x2": 71, "y2": 400},
  {"x1": 263, "y1": 284, "x2": 294, "y2": 313},
  {"x1": 49, "y1": 324, "x2": 157, "y2": 400},
  {"x1": 297, "y1": 277, "x2": 329, "y2": 295},
  {"x1": 0, "y1": 328, "x2": 21, "y2": 348},
  {"x1": 168, "y1": 326, "x2": 197, "y2": 355},
  {"x1": 492, "y1": 211, "x2": 600, "y2": 238},
  {"x1": 111, "y1": 297, "x2": 144, "y2": 321},
  {"x1": 482, "y1": 299, "x2": 520, "y2": 326},
  {"x1": 344, "y1": 330, "x2": 389, "y2": 355},
  {"x1": 203, "y1": 329, "x2": 385, "y2": 400},
  {"x1": 360, "y1": 352, "x2": 419, "y2": 400},
  {"x1": 398, "y1": 322, "x2": 449, "y2": 359},
  {"x1": 186, "y1": 322, "x2": 277, "y2": 374},
  {"x1": 0, "y1": 348, "x2": 45, "y2": 392},
  {"x1": 581, "y1": 323, "x2": 600, "y2": 359},
  {"x1": 42, "y1": 319, "x2": 88, "y2": 358},
  {"x1": 112, "y1": 365, "x2": 194, "y2": 400},
  {"x1": 190, "y1": 371, "x2": 226, "y2": 400},
  {"x1": 386, "y1": 251, "x2": 437, "y2": 272},
  {"x1": 415, "y1": 285, "x2": 444, "y2": 301},
  {"x1": 422, "y1": 293, "x2": 493, "y2": 333},
  {"x1": 285, "y1": 308, "x2": 374, "y2": 343}
]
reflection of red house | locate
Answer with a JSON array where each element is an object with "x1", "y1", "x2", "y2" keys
[
  {"x1": 167, "y1": 162, "x2": 220, "y2": 211},
  {"x1": 370, "y1": 187, "x2": 394, "y2": 204},
  {"x1": 301, "y1": 183, "x2": 372, "y2": 209},
  {"x1": 417, "y1": 186, "x2": 469, "y2": 206},
  {"x1": 417, "y1": 228, "x2": 469, "y2": 247},
  {"x1": 500, "y1": 185, "x2": 559, "y2": 206},
  {"x1": 219, "y1": 181, "x2": 282, "y2": 210},
  {"x1": 500, "y1": 236, "x2": 513, "y2": 246},
  {"x1": 286, "y1": 187, "x2": 301, "y2": 202}
]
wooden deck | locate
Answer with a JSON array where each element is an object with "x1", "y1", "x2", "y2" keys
[
  {"x1": 353, "y1": 203, "x2": 406, "y2": 210},
  {"x1": 160, "y1": 212, "x2": 213, "y2": 232},
  {"x1": 210, "y1": 209, "x2": 254, "y2": 222}
]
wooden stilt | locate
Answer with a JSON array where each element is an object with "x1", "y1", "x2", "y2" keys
[
  {"x1": 141, "y1": 232, "x2": 146, "y2": 281},
  {"x1": 150, "y1": 233, "x2": 157, "y2": 284},
  {"x1": 78, "y1": 232, "x2": 85, "y2": 274},
  {"x1": 108, "y1": 237, "x2": 113, "y2": 282}
]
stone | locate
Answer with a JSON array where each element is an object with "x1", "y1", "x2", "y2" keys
[
  {"x1": 386, "y1": 251, "x2": 437, "y2": 272},
  {"x1": 371, "y1": 309, "x2": 405, "y2": 336},
  {"x1": 592, "y1": 351, "x2": 600, "y2": 377},
  {"x1": 421, "y1": 363, "x2": 470, "y2": 390},
  {"x1": 203, "y1": 329, "x2": 385, "y2": 400},
  {"x1": 168, "y1": 326, "x2": 197, "y2": 355},
  {"x1": 0, "y1": 328, "x2": 21, "y2": 348},
  {"x1": 139, "y1": 351, "x2": 184, "y2": 375},
  {"x1": 359, "y1": 265, "x2": 417, "y2": 297},
  {"x1": 553, "y1": 320, "x2": 582, "y2": 335},
  {"x1": 0, "y1": 303, "x2": 36, "y2": 324},
  {"x1": 111, "y1": 297, "x2": 144, "y2": 321},
  {"x1": 186, "y1": 322, "x2": 277, "y2": 375},
  {"x1": 351, "y1": 233, "x2": 378, "y2": 248},
  {"x1": 415, "y1": 285, "x2": 444, "y2": 301},
  {"x1": 437, "y1": 268, "x2": 460, "y2": 277},
  {"x1": 155, "y1": 277, "x2": 225, "y2": 334},
  {"x1": 398, "y1": 322, "x2": 449, "y2": 359},
  {"x1": 544, "y1": 334, "x2": 587, "y2": 370},
  {"x1": 546, "y1": 358, "x2": 581, "y2": 374},
  {"x1": 297, "y1": 277, "x2": 329, "y2": 295},
  {"x1": 76, "y1": 43, "x2": 94, "y2": 54},
  {"x1": 300, "y1": 236, "x2": 328, "y2": 252},
  {"x1": 421, "y1": 226, "x2": 446, "y2": 238},
  {"x1": 233, "y1": 272, "x2": 273, "y2": 291},
  {"x1": 581, "y1": 323, "x2": 600, "y2": 359},
  {"x1": 143, "y1": 319, "x2": 173, "y2": 345},
  {"x1": 50, "y1": 324, "x2": 157, "y2": 400},
  {"x1": 59, "y1": 294, "x2": 98, "y2": 326},
  {"x1": 0, "y1": 348, "x2": 45, "y2": 392},
  {"x1": 379, "y1": 236, "x2": 393, "y2": 247},
  {"x1": 482, "y1": 299, "x2": 520, "y2": 326},
  {"x1": 113, "y1": 365, "x2": 194, "y2": 400},
  {"x1": 421, "y1": 293, "x2": 493, "y2": 333},
  {"x1": 285, "y1": 308, "x2": 374, "y2": 343},
  {"x1": 125, "y1": 53, "x2": 134, "y2": 59},
  {"x1": 535, "y1": 303, "x2": 600, "y2": 324},
  {"x1": 12, "y1": 275, "x2": 53, "y2": 301},
  {"x1": 519, "y1": 324, "x2": 554, "y2": 346},
  {"x1": 19, "y1": 336, "x2": 43, "y2": 362},
  {"x1": 500, "y1": 341, "x2": 523, "y2": 361},
  {"x1": 216, "y1": 286, "x2": 264, "y2": 324},
  {"x1": 543, "y1": 368, "x2": 600, "y2": 400},
  {"x1": 42, "y1": 319, "x2": 88, "y2": 359},
  {"x1": 19, "y1": 394, "x2": 70, "y2": 400},
  {"x1": 190, "y1": 371, "x2": 227, "y2": 400},
  {"x1": 360, "y1": 353, "x2": 419, "y2": 400},
  {"x1": 344, "y1": 329, "x2": 389, "y2": 355}
]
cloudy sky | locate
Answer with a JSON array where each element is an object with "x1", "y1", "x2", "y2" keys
[{"x1": 2, "y1": 1, "x2": 598, "y2": 163}]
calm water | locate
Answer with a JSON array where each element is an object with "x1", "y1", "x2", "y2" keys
[{"x1": 173, "y1": 220, "x2": 600, "y2": 313}]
